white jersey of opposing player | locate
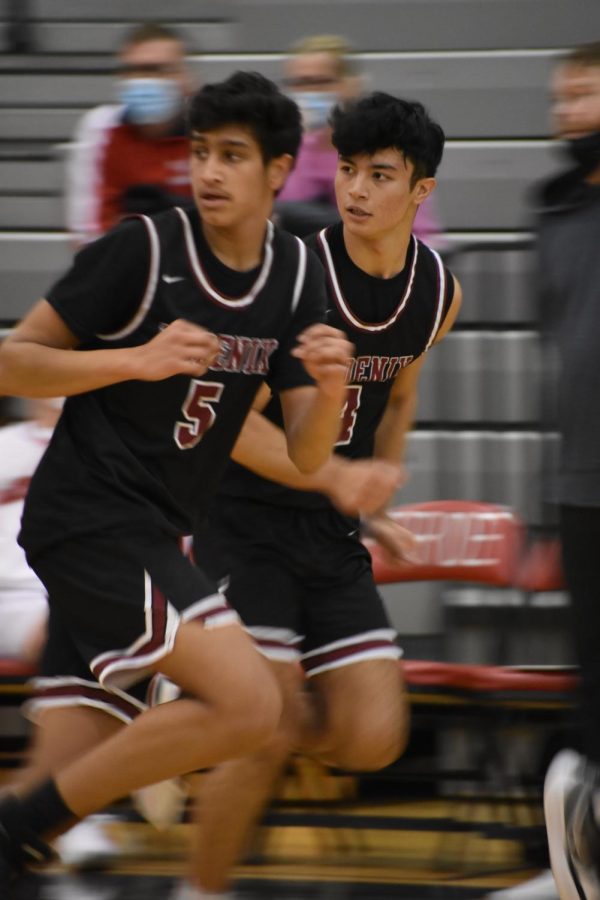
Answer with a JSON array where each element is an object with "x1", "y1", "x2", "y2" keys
[{"x1": 0, "y1": 421, "x2": 51, "y2": 655}]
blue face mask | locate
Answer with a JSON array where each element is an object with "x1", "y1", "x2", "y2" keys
[
  {"x1": 117, "y1": 78, "x2": 182, "y2": 125},
  {"x1": 290, "y1": 91, "x2": 337, "y2": 131}
]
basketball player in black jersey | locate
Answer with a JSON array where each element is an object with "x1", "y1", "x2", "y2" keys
[
  {"x1": 181, "y1": 92, "x2": 462, "y2": 899},
  {"x1": 0, "y1": 72, "x2": 358, "y2": 885}
]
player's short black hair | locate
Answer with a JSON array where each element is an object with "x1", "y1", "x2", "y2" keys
[
  {"x1": 330, "y1": 91, "x2": 445, "y2": 184},
  {"x1": 187, "y1": 71, "x2": 303, "y2": 164}
]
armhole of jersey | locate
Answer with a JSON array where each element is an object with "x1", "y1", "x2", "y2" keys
[
  {"x1": 424, "y1": 246, "x2": 447, "y2": 351},
  {"x1": 97, "y1": 215, "x2": 160, "y2": 341},
  {"x1": 291, "y1": 237, "x2": 308, "y2": 315}
]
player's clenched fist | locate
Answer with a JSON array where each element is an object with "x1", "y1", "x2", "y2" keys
[
  {"x1": 133, "y1": 319, "x2": 222, "y2": 381},
  {"x1": 292, "y1": 324, "x2": 353, "y2": 398}
]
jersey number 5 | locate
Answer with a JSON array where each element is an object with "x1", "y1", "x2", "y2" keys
[
  {"x1": 174, "y1": 380, "x2": 224, "y2": 450},
  {"x1": 336, "y1": 385, "x2": 362, "y2": 446}
]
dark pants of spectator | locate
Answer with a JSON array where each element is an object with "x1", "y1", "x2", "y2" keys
[{"x1": 560, "y1": 503, "x2": 600, "y2": 766}]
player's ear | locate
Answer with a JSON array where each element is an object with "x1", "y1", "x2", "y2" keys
[
  {"x1": 413, "y1": 177, "x2": 436, "y2": 206},
  {"x1": 268, "y1": 153, "x2": 294, "y2": 193}
]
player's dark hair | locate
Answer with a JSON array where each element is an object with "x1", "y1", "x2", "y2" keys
[
  {"x1": 330, "y1": 91, "x2": 445, "y2": 184},
  {"x1": 187, "y1": 71, "x2": 303, "y2": 163}
]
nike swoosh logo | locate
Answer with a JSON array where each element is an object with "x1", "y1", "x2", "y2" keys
[
  {"x1": 162, "y1": 274, "x2": 185, "y2": 284},
  {"x1": 347, "y1": 529, "x2": 359, "y2": 538}
]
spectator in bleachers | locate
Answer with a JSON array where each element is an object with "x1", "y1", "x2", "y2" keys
[
  {"x1": 488, "y1": 41, "x2": 600, "y2": 900},
  {"x1": 0, "y1": 399, "x2": 60, "y2": 663},
  {"x1": 538, "y1": 41, "x2": 600, "y2": 900},
  {"x1": 65, "y1": 21, "x2": 194, "y2": 243},
  {"x1": 276, "y1": 34, "x2": 443, "y2": 245}
]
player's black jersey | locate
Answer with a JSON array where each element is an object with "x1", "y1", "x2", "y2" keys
[
  {"x1": 220, "y1": 220, "x2": 454, "y2": 510},
  {"x1": 20, "y1": 206, "x2": 327, "y2": 559}
]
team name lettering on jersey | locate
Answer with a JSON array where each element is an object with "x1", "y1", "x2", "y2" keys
[
  {"x1": 347, "y1": 354, "x2": 414, "y2": 384},
  {"x1": 210, "y1": 335, "x2": 279, "y2": 376}
]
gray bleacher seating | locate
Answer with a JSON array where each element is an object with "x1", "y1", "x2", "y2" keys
[
  {"x1": 417, "y1": 331, "x2": 542, "y2": 424},
  {"x1": 449, "y1": 244, "x2": 537, "y2": 324},
  {"x1": 0, "y1": 235, "x2": 72, "y2": 322},
  {"x1": 234, "y1": 0, "x2": 600, "y2": 52},
  {"x1": 1, "y1": 55, "x2": 565, "y2": 142},
  {"x1": 30, "y1": 0, "x2": 230, "y2": 19}
]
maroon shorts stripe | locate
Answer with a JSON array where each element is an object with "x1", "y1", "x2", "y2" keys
[
  {"x1": 303, "y1": 638, "x2": 399, "y2": 673},
  {"x1": 31, "y1": 682, "x2": 143, "y2": 721},
  {"x1": 92, "y1": 581, "x2": 168, "y2": 681}
]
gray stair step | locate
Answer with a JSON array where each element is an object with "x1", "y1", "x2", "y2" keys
[{"x1": 235, "y1": 0, "x2": 599, "y2": 51}]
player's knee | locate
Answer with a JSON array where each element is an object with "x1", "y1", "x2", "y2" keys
[
  {"x1": 325, "y1": 715, "x2": 409, "y2": 772},
  {"x1": 225, "y1": 676, "x2": 283, "y2": 753}
]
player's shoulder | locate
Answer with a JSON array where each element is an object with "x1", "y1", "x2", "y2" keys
[
  {"x1": 415, "y1": 235, "x2": 454, "y2": 280},
  {"x1": 272, "y1": 222, "x2": 316, "y2": 270}
]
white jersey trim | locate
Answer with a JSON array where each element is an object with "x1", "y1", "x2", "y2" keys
[
  {"x1": 98, "y1": 214, "x2": 160, "y2": 340},
  {"x1": 177, "y1": 207, "x2": 275, "y2": 308},
  {"x1": 291, "y1": 238, "x2": 307, "y2": 315},
  {"x1": 424, "y1": 245, "x2": 447, "y2": 351},
  {"x1": 317, "y1": 229, "x2": 419, "y2": 333}
]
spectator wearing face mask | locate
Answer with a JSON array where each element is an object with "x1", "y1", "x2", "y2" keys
[
  {"x1": 276, "y1": 34, "x2": 444, "y2": 245},
  {"x1": 65, "y1": 22, "x2": 194, "y2": 242}
]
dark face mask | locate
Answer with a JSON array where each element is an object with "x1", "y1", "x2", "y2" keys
[{"x1": 563, "y1": 130, "x2": 600, "y2": 172}]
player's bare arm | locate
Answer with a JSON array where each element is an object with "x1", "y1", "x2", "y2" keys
[
  {"x1": 0, "y1": 300, "x2": 220, "y2": 398},
  {"x1": 364, "y1": 276, "x2": 462, "y2": 559},
  {"x1": 232, "y1": 403, "x2": 403, "y2": 515},
  {"x1": 281, "y1": 323, "x2": 353, "y2": 473}
]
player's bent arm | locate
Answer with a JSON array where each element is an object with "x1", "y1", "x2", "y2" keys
[
  {"x1": 282, "y1": 323, "x2": 353, "y2": 473},
  {"x1": 373, "y1": 276, "x2": 461, "y2": 465},
  {"x1": 0, "y1": 300, "x2": 138, "y2": 397},
  {"x1": 0, "y1": 300, "x2": 220, "y2": 398},
  {"x1": 278, "y1": 383, "x2": 347, "y2": 474},
  {"x1": 367, "y1": 275, "x2": 462, "y2": 520},
  {"x1": 232, "y1": 404, "x2": 346, "y2": 491},
  {"x1": 434, "y1": 275, "x2": 462, "y2": 344},
  {"x1": 373, "y1": 353, "x2": 426, "y2": 467}
]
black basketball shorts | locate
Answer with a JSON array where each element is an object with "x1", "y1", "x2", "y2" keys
[
  {"x1": 26, "y1": 530, "x2": 239, "y2": 723},
  {"x1": 194, "y1": 498, "x2": 402, "y2": 677}
]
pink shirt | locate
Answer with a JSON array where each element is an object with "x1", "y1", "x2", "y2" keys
[{"x1": 280, "y1": 129, "x2": 444, "y2": 245}]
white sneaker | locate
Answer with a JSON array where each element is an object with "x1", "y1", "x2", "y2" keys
[
  {"x1": 132, "y1": 776, "x2": 187, "y2": 829},
  {"x1": 55, "y1": 814, "x2": 120, "y2": 869},
  {"x1": 544, "y1": 749, "x2": 600, "y2": 900},
  {"x1": 484, "y1": 871, "x2": 558, "y2": 900},
  {"x1": 170, "y1": 883, "x2": 234, "y2": 899}
]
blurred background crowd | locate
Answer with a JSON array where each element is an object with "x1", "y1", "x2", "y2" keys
[{"x1": 0, "y1": 0, "x2": 599, "y2": 891}]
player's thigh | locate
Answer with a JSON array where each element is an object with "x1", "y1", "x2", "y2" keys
[
  {"x1": 312, "y1": 656, "x2": 407, "y2": 734},
  {"x1": 156, "y1": 621, "x2": 282, "y2": 729},
  {"x1": 310, "y1": 658, "x2": 409, "y2": 769}
]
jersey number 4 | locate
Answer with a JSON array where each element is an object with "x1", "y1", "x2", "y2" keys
[
  {"x1": 174, "y1": 380, "x2": 224, "y2": 450},
  {"x1": 336, "y1": 385, "x2": 362, "y2": 446}
]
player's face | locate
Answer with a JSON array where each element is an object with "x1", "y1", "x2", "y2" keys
[
  {"x1": 190, "y1": 126, "x2": 289, "y2": 229},
  {"x1": 552, "y1": 63, "x2": 600, "y2": 139},
  {"x1": 335, "y1": 149, "x2": 433, "y2": 238}
]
